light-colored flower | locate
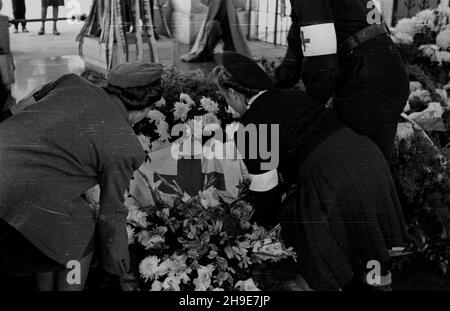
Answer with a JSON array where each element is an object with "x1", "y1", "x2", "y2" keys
[
  {"x1": 127, "y1": 205, "x2": 149, "y2": 228},
  {"x1": 415, "y1": 9, "x2": 435, "y2": 28},
  {"x1": 410, "y1": 81, "x2": 423, "y2": 93},
  {"x1": 139, "y1": 256, "x2": 160, "y2": 281},
  {"x1": 436, "y1": 51, "x2": 450, "y2": 64},
  {"x1": 173, "y1": 101, "x2": 191, "y2": 122},
  {"x1": 396, "y1": 123, "x2": 415, "y2": 141},
  {"x1": 437, "y1": 28, "x2": 450, "y2": 50},
  {"x1": 201, "y1": 97, "x2": 220, "y2": 114},
  {"x1": 395, "y1": 17, "x2": 419, "y2": 37},
  {"x1": 420, "y1": 44, "x2": 439, "y2": 58},
  {"x1": 150, "y1": 280, "x2": 163, "y2": 291},
  {"x1": 235, "y1": 278, "x2": 261, "y2": 291},
  {"x1": 199, "y1": 187, "x2": 221, "y2": 209},
  {"x1": 182, "y1": 192, "x2": 192, "y2": 203},
  {"x1": 193, "y1": 264, "x2": 215, "y2": 291},
  {"x1": 147, "y1": 110, "x2": 166, "y2": 122},
  {"x1": 156, "y1": 120, "x2": 171, "y2": 141},
  {"x1": 409, "y1": 89, "x2": 432, "y2": 103},
  {"x1": 392, "y1": 32, "x2": 414, "y2": 45},
  {"x1": 136, "y1": 230, "x2": 166, "y2": 249},
  {"x1": 127, "y1": 225, "x2": 135, "y2": 244},
  {"x1": 162, "y1": 275, "x2": 182, "y2": 291},
  {"x1": 180, "y1": 93, "x2": 195, "y2": 106}
]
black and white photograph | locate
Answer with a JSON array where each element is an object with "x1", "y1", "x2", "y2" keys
[{"x1": 0, "y1": 0, "x2": 450, "y2": 300}]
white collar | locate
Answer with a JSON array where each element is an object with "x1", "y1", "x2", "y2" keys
[{"x1": 247, "y1": 90, "x2": 268, "y2": 109}]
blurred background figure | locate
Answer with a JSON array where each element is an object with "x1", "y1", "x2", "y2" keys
[
  {"x1": 181, "y1": 0, "x2": 251, "y2": 63},
  {"x1": 39, "y1": 0, "x2": 65, "y2": 35},
  {"x1": 11, "y1": 0, "x2": 28, "y2": 33}
]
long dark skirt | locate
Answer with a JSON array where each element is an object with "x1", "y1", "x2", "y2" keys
[{"x1": 280, "y1": 128, "x2": 406, "y2": 291}]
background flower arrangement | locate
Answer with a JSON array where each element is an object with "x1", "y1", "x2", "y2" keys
[
  {"x1": 126, "y1": 175, "x2": 296, "y2": 291},
  {"x1": 392, "y1": 7, "x2": 450, "y2": 87},
  {"x1": 134, "y1": 67, "x2": 238, "y2": 152}
]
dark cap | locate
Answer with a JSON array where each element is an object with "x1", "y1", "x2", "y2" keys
[
  {"x1": 214, "y1": 52, "x2": 275, "y2": 90},
  {"x1": 107, "y1": 62, "x2": 164, "y2": 89}
]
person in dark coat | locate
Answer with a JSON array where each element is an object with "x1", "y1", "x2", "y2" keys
[
  {"x1": 11, "y1": 0, "x2": 28, "y2": 33},
  {"x1": 214, "y1": 51, "x2": 407, "y2": 291},
  {"x1": 181, "y1": 0, "x2": 251, "y2": 63},
  {"x1": 0, "y1": 62, "x2": 165, "y2": 291},
  {"x1": 39, "y1": 0, "x2": 65, "y2": 35},
  {"x1": 274, "y1": 0, "x2": 409, "y2": 163}
]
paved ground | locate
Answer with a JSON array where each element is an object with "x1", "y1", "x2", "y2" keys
[{"x1": 8, "y1": 21, "x2": 286, "y2": 100}]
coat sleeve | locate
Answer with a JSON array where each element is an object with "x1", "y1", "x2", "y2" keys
[
  {"x1": 97, "y1": 156, "x2": 137, "y2": 276},
  {"x1": 299, "y1": 0, "x2": 340, "y2": 104},
  {"x1": 274, "y1": 7, "x2": 303, "y2": 89}
]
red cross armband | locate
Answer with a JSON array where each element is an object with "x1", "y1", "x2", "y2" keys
[{"x1": 300, "y1": 23, "x2": 337, "y2": 57}]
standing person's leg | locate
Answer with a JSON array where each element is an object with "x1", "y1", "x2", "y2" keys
[
  {"x1": 20, "y1": 0, "x2": 27, "y2": 32},
  {"x1": 38, "y1": 1, "x2": 48, "y2": 35},
  {"x1": 12, "y1": 0, "x2": 19, "y2": 33},
  {"x1": 221, "y1": 22, "x2": 235, "y2": 52},
  {"x1": 52, "y1": 5, "x2": 60, "y2": 35}
]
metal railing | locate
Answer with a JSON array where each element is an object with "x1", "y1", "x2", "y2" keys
[{"x1": 249, "y1": 0, "x2": 292, "y2": 46}]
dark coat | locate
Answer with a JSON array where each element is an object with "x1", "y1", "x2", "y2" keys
[
  {"x1": 240, "y1": 89, "x2": 406, "y2": 290},
  {"x1": 275, "y1": 0, "x2": 409, "y2": 162},
  {"x1": 0, "y1": 74, "x2": 145, "y2": 276},
  {"x1": 187, "y1": 0, "x2": 252, "y2": 58}
]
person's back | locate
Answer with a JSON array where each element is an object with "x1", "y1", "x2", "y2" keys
[{"x1": 0, "y1": 73, "x2": 144, "y2": 264}]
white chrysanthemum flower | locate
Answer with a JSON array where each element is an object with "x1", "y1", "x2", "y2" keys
[
  {"x1": 127, "y1": 225, "x2": 135, "y2": 245},
  {"x1": 199, "y1": 187, "x2": 221, "y2": 209},
  {"x1": 235, "y1": 278, "x2": 261, "y2": 291},
  {"x1": 127, "y1": 205, "x2": 149, "y2": 228},
  {"x1": 200, "y1": 97, "x2": 220, "y2": 114},
  {"x1": 173, "y1": 102, "x2": 191, "y2": 122},
  {"x1": 139, "y1": 256, "x2": 160, "y2": 281},
  {"x1": 156, "y1": 120, "x2": 171, "y2": 141},
  {"x1": 396, "y1": 123, "x2": 415, "y2": 141},
  {"x1": 395, "y1": 17, "x2": 419, "y2": 37},
  {"x1": 437, "y1": 28, "x2": 450, "y2": 50},
  {"x1": 147, "y1": 110, "x2": 166, "y2": 122},
  {"x1": 392, "y1": 32, "x2": 414, "y2": 45},
  {"x1": 180, "y1": 93, "x2": 195, "y2": 106},
  {"x1": 410, "y1": 81, "x2": 423, "y2": 93}
]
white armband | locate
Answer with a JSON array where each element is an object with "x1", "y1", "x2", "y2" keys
[
  {"x1": 300, "y1": 23, "x2": 337, "y2": 57},
  {"x1": 249, "y1": 170, "x2": 279, "y2": 192}
]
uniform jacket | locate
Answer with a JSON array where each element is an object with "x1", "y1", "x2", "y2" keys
[
  {"x1": 0, "y1": 74, "x2": 145, "y2": 276},
  {"x1": 275, "y1": 0, "x2": 376, "y2": 102},
  {"x1": 187, "y1": 0, "x2": 252, "y2": 58}
]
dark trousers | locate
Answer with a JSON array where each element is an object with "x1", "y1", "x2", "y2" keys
[
  {"x1": 198, "y1": 19, "x2": 235, "y2": 59},
  {"x1": 12, "y1": 0, "x2": 27, "y2": 29},
  {"x1": 334, "y1": 35, "x2": 409, "y2": 163}
]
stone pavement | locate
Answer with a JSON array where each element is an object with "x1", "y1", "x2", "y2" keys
[{"x1": 9, "y1": 21, "x2": 286, "y2": 100}]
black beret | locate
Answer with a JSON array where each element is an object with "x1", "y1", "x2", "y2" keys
[
  {"x1": 107, "y1": 62, "x2": 163, "y2": 89},
  {"x1": 214, "y1": 52, "x2": 275, "y2": 90}
]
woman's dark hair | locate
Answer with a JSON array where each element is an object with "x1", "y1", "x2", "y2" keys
[
  {"x1": 213, "y1": 66, "x2": 260, "y2": 99},
  {"x1": 103, "y1": 80, "x2": 163, "y2": 111}
]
